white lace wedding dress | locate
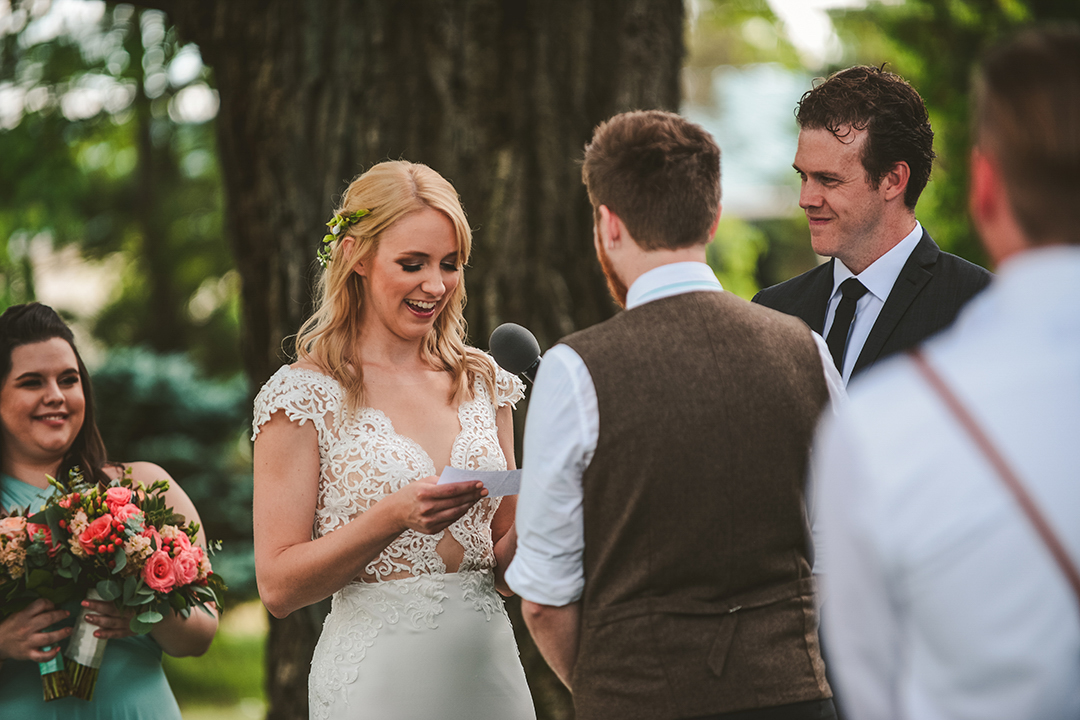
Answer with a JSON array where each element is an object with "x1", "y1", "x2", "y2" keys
[{"x1": 253, "y1": 361, "x2": 536, "y2": 720}]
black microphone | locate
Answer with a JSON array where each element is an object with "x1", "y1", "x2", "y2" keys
[{"x1": 489, "y1": 323, "x2": 541, "y2": 384}]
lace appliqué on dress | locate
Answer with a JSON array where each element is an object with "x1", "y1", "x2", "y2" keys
[{"x1": 253, "y1": 362, "x2": 524, "y2": 718}]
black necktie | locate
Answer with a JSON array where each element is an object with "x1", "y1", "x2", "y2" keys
[{"x1": 826, "y1": 278, "x2": 869, "y2": 372}]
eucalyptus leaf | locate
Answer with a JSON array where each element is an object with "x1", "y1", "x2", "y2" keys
[
  {"x1": 136, "y1": 610, "x2": 163, "y2": 624},
  {"x1": 129, "y1": 617, "x2": 154, "y2": 635},
  {"x1": 96, "y1": 579, "x2": 120, "y2": 601},
  {"x1": 112, "y1": 547, "x2": 127, "y2": 574},
  {"x1": 26, "y1": 569, "x2": 51, "y2": 590}
]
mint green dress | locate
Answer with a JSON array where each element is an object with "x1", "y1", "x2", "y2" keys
[{"x1": 0, "y1": 474, "x2": 182, "y2": 719}]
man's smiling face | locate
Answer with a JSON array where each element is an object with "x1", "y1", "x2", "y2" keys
[{"x1": 793, "y1": 126, "x2": 890, "y2": 273}]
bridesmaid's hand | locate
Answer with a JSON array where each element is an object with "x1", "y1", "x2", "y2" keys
[
  {"x1": 392, "y1": 476, "x2": 487, "y2": 535},
  {"x1": 81, "y1": 598, "x2": 137, "y2": 640},
  {"x1": 0, "y1": 598, "x2": 71, "y2": 662}
]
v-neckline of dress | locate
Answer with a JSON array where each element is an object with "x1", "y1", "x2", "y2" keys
[
  {"x1": 362, "y1": 402, "x2": 470, "y2": 475},
  {"x1": 285, "y1": 365, "x2": 474, "y2": 473}
]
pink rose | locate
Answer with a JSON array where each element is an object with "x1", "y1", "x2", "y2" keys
[
  {"x1": 113, "y1": 503, "x2": 143, "y2": 525},
  {"x1": 104, "y1": 487, "x2": 133, "y2": 515},
  {"x1": 143, "y1": 550, "x2": 175, "y2": 593},
  {"x1": 172, "y1": 548, "x2": 199, "y2": 586},
  {"x1": 78, "y1": 514, "x2": 114, "y2": 554},
  {"x1": 0, "y1": 516, "x2": 26, "y2": 539},
  {"x1": 141, "y1": 526, "x2": 162, "y2": 551},
  {"x1": 172, "y1": 531, "x2": 192, "y2": 552},
  {"x1": 26, "y1": 523, "x2": 61, "y2": 557}
]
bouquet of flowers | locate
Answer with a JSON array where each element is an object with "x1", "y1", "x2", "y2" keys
[
  {"x1": 0, "y1": 503, "x2": 85, "y2": 700},
  {"x1": 20, "y1": 467, "x2": 225, "y2": 701}
]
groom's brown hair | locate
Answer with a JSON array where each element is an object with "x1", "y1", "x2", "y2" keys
[{"x1": 582, "y1": 110, "x2": 721, "y2": 251}]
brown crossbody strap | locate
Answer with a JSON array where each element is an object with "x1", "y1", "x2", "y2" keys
[{"x1": 909, "y1": 348, "x2": 1080, "y2": 605}]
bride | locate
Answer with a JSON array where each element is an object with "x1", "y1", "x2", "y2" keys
[{"x1": 252, "y1": 161, "x2": 536, "y2": 720}]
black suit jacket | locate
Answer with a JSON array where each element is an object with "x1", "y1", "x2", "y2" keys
[{"x1": 752, "y1": 230, "x2": 992, "y2": 379}]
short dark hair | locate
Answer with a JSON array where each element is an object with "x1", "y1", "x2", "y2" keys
[
  {"x1": 0, "y1": 303, "x2": 111, "y2": 488},
  {"x1": 975, "y1": 26, "x2": 1080, "y2": 246},
  {"x1": 796, "y1": 65, "x2": 935, "y2": 210},
  {"x1": 582, "y1": 110, "x2": 721, "y2": 250}
]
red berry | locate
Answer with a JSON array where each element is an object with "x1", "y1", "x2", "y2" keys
[
  {"x1": 58, "y1": 519, "x2": 67, "y2": 529},
  {"x1": 107, "y1": 543, "x2": 115, "y2": 553}
]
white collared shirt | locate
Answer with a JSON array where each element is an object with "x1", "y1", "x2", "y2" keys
[
  {"x1": 505, "y1": 261, "x2": 846, "y2": 606},
  {"x1": 814, "y1": 246, "x2": 1080, "y2": 720},
  {"x1": 823, "y1": 222, "x2": 923, "y2": 383}
]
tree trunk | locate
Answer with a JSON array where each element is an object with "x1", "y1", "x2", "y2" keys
[
  {"x1": 143, "y1": 1, "x2": 684, "y2": 717},
  {"x1": 131, "y1": 8, "x2": 187, "y2": 354}
]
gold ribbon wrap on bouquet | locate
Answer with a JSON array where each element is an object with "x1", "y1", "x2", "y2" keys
[{"x1": 64, "y1": 589, "x2": 108, "y2": 701}]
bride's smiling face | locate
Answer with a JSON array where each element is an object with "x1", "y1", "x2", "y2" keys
[
  {"x1": 0, "y1": 338, "x2": 86, "y2": 469},
  {"x1": 356, "y1": 207, "x2": 462, "y2": 342}
]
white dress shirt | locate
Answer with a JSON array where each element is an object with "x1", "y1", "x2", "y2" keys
[
  {"x1": 824, "y1": 222, "x2": 923, "y2": 383},
  {"x1": 505, "y1": 261, "x2": 846, "y2": 606},
  {"x1": 814, "y1": 246, "x2": 1080, "y2": 720}
]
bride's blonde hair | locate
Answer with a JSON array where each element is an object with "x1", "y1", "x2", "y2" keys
[{"x1": 295, "y1": 160, "x2": 495, "y2": 409}]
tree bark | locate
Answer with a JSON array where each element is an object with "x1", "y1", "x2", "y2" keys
[{"x1": 141, "y1": 1, "x2": 684, "y2": 717}]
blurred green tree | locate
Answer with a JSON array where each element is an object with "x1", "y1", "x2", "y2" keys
[{"x1": 0, "y1": 2, "x2": 239, "y2": 375}]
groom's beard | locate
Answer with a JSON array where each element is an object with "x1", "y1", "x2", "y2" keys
[{"x1": 596, "y1": 243, "x2": 628, "y2": 309}]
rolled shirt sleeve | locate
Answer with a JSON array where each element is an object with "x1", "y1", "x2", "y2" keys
[{"x1": 505, "y1": 344, "x2": 598, "y2": 607}]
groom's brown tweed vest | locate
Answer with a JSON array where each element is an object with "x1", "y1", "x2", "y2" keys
[{"x1": 561, "y1": 290, "x2": 832, "y2": 720}]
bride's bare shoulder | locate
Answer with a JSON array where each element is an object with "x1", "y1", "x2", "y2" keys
[{"x1": 291, "y1": 359, "x2": 325, "y2": 374}]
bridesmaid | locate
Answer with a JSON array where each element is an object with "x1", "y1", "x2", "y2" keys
[{"x1": 0, "y1": 302, "x2": 218, "y2": 718}]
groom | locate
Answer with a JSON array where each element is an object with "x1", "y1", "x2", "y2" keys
[{"x1": 506, "y1": 110, "x2": 843, "y2": 720}]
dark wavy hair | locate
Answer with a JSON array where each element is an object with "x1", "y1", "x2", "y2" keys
[
  {"x1": 974, "y1": 26, "x2": 1080, "y2": 246},
  {"x1": 796, "y1": 65, "x2": 935, "y2": 210},
  {"x1": 583, "y1": 110, "x2": 722, "y2": 251},
  {"x1": 0, "y1": 303, "x2": 111, "y2": 489}
]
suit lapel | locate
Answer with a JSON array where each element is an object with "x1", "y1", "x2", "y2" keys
[
  {"x1": 852, "y1": 232, "x2": 938, "y2": 375},
  {"x1": 803, "y1": 260, "x2": 835, "y2": 334}
]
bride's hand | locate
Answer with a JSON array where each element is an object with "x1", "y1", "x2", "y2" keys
[{"x1": 391, "y1": 476, "x2": 487, "y2": 535}]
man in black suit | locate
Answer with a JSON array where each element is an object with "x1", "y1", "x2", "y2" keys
[{"x1": 754, "y1": 66, "x2": 991, "y2": 384}]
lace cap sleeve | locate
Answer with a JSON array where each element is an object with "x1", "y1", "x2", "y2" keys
[
  {"x1": 251, "y1": 365, "x2": 342, "y2": 441},
  {"x1": 493, "y1": 363, "x2": 525, "y2": 409}
]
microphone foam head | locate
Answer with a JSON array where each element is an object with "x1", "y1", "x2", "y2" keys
[{"x1": 489, "y1": 323, "x2": 541, "y2": 374}]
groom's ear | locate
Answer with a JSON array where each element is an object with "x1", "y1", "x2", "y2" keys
[{"x1": 596, "y1": 205, "x2": 625, "y2": 250}]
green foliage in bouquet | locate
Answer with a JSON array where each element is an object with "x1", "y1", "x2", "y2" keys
[{"x1": 27, "y1": 467, "x2": 226, "y2": 636}]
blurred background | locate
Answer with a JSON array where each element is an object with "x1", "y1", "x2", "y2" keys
[{"x1": 2, "y1": 1, "x2": 1077, "y2": 718}]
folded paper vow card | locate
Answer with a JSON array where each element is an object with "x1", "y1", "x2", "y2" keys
[{"x1": 437, "y1": 466, "x2": 522, "y2": 498}]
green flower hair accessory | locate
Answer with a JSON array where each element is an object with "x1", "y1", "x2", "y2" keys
[{"x1": 318, "y1": 208, "x2": 371, "y2": 268}]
